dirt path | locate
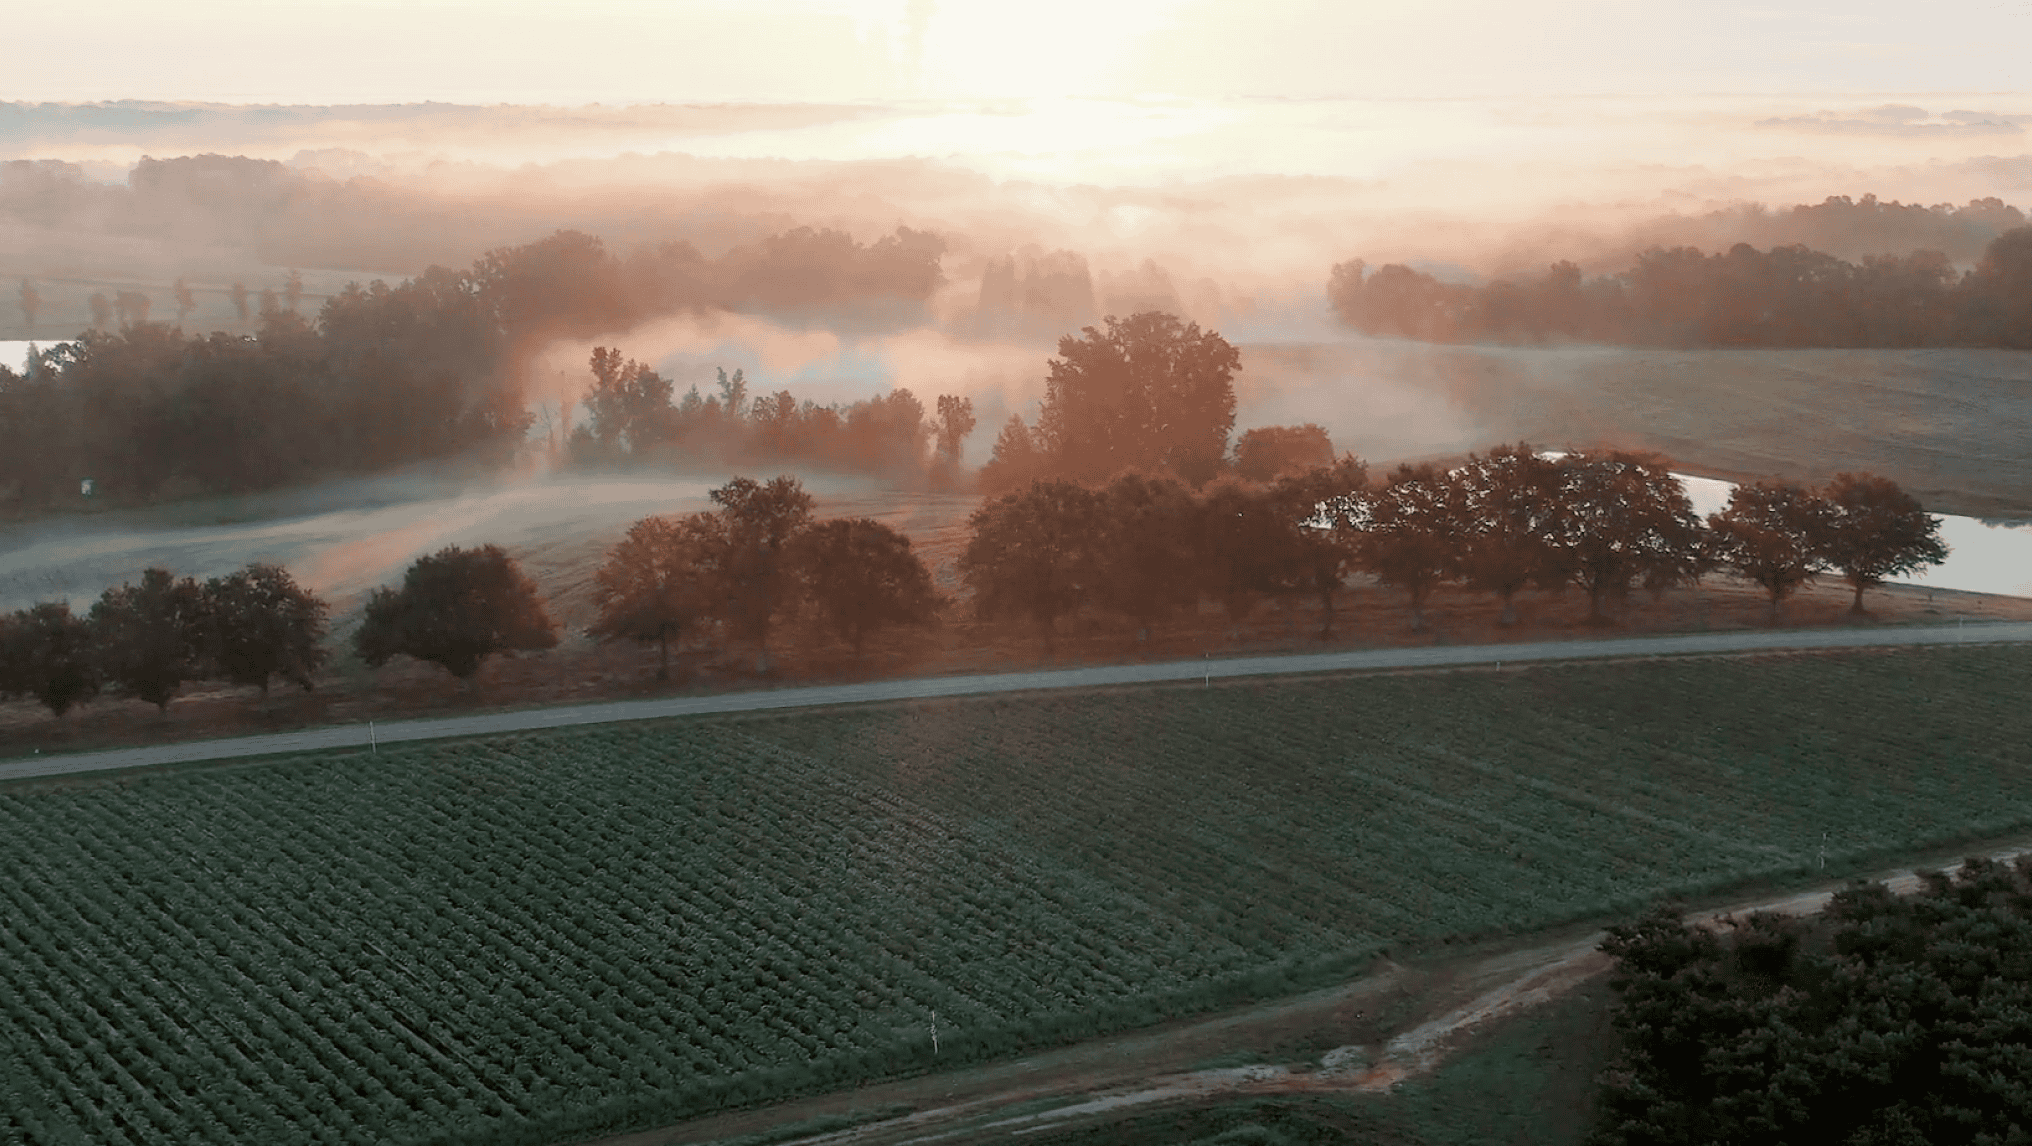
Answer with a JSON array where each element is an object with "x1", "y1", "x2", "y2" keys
[
  {"x1": 583, "y1": 841, "x2": 2032, "y2": 1146},
  {"x1": 5, "y1": 620, "x2": 2030, "y2": 781}
]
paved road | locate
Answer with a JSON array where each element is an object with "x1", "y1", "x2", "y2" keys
[{"x1": 5, "y1": 620, "x2": 2029, "y2": 782}]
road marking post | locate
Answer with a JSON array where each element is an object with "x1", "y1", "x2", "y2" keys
[{"x1": 370, "y1": 721, "x2": 377, "y2": 754}]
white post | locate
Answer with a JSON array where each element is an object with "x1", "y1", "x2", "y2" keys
[
  {"x1": 370, "y1": 721, "x2": 377, "y2": 754},
  {"x1": 931, "y1": 1010, "x2": 939, "y2": 1055}
]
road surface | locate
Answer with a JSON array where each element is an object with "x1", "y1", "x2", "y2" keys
[{"x1": 4, "y1": 619, "x2": 2027, "y2": 782}]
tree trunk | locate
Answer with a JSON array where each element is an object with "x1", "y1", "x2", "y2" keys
[
  {"x1": 1317, "y1": 584, "x2": 1336, "y2": 639},
  {"x1": 1850, "y1": 581, "x2": 1868, "y2": 614},
  {"x1": 1498, "y1": 592, "x2": 1518, "y2": 627},
  {"x1": 657, "y1": 629, "x2": 670, "y2": 681}
]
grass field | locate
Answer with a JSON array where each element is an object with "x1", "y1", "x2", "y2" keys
[{"x1": 5, "y1": 646, "x2": 2032, "y2": 1146}]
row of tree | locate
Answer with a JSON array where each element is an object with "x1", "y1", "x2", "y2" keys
[
  {"x1": 0, "y1": 564, "x2": 329, "y2": 717},
  {"x1": 0, "y1": 225, "x2": 947, "y2": 512},
  {"x1": 959, "y1": 451, "x2": 1948, "y2": 646},
  {"x1": 568, "y1": 348, "x2": 979, "y2": 482},
  {"x1": 1330, "y1": 225, "x2": 2032, "y2": 347},
  {"x1": 350, "y1": 474, "x2": 945, "y2": 686}
]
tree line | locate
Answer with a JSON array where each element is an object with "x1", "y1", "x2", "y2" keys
[
  {"x1": 0, "y1": 225, "x2": 947, "y2": 512},
  {"x1": 0, "y1": 458, "x2": 1946, "y2": 720},
  {"x1": 961, "y1": 452, "x2": 1947, "y2": 647},
  {"x1": 0, "y1": 564, "x2": 329, "y2": 717},
  {"x1": 567, "y1": 348, "x2": 978, "y2": 484},
  {"x1": 1330, "y1": 225, "x2": 2032, "y2": 348}
]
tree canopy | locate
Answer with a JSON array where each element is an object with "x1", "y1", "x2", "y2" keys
[
  {"x1": 1821, "y1": 472, "x2": 1951, "y2": 612},
  {"x1": 1592, "y1": 858, "x2": 2032, "y2": 1145},
  {"x1": 587, "y1": 513, "x2": 724, "y2": 680},
  {"x1": 353, "y1": 544, "x2": 558, "y2": 681},
  {"x1": 88, "y1": 567, "x2": 208, "y2": 712},
  {"x1": 198, "y1": 563, "x2": 330, "y2": 696},
  {"x1": 1019, "y1": 311, "x2": 1241, "y2": 487},
  {"x1": 791, "y1": 517, "x2": 940, "y2": 654}
]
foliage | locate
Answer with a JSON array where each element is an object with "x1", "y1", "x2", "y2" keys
[
  {"x1": 1089, "y1": 472, "x2": 1203, "y2": 633},
  {"x1": 959, "y1": 479, "x2": 1104, "y2": 647},
  {"x1": 1706, "y1": 480, "x2": 1834, "y2": 619},
  {"x1": 1821, "y1": 472, "x2": 1951, "y2": 613},
  {"x1": 587, "y1": 513, "x2": 725, "y2": 679},
  {"x1": 708, "y1": 476, "x2": 815, "y2": 652},
  {"x1": 1537, "y1": 451, "x2": 1705, "y2": 622},
  {"x1": 790, "y1": 517, "x2": 940, "y2": 653},
  {"x1": 198, "y1": 563, "x2": 331, "y2": 696},
  {"x1": 1266, "y1": 456, "x2": 1369, "y2": 637},
  {"x1": 1234, "y1": 424, "x2": 1337, "y2": 483},
  {"x1": 1591, "y1": 858, "x2": 2032, "y2": 1146},
  {"x1": 1339, "y1": 463, "x2": 1459, "y2": 631},
  {"x1": 4, "y1": 646, "x2": 2032, "y2": 1145},
  {"x1": 1017, "y1": 311, "x2": 1241, "y2": 486},
  {"x1": 87, "y1": 567, "x2": 209, "y2": 712},
  {"x1": 1330, "y1": 216, "x2": 2032, "y2": 348},
  {"x1": 0, "y1": 602, "x2": 100, "y2": 716},
  {"x1": 1451, "y1": 443, "x2": 1563, "y2": 625},
  {"x1": 352, "y1": 544, "x2": 558, "y2": 680}
]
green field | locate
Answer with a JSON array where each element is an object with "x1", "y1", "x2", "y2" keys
[{"x1": 4, "y1": 647, "x2": 2032, "y2": 1146}]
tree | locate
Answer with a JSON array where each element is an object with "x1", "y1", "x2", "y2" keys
[
  {"x1": 1452, "y1": 444, "x2": 1562, "y2": 626},
  {"x1": 582, "y1": 347, "x2": 675, "y2": 454},
  {"x1": 1033, "y1": 311, "x2": 1241, "y2": 485},
  {"x1": 1234, "y1": 424, "x2": 1336, "y2": 483},
  {"x1": 959, "y1": 479, "x2": 1104, "y2": 651},
  {"x1": 1820, "y1": 473, "x2": 1950, "y2": 613},
  {"x1": 353, "y1": 544, "x2": 558, "y2": 681},
  {"x1": 708, "y1": 475, "x2": 815, "y2": 657},
  {"x1": 1343, "y1": 463, "x2": 1460, "y2": 632},
  {"x1": 1090, "y1": 472, "x2": 1201, "y2": 638},
  {"x1": 792, "y1": 518, "x2": 939, "y2": 654},
  {"x1": 1268, "y1": 456, "x2": 1369, "y2": 636},
  {"x1": 19, "y1": 279, "x2": 39, "y2": 332},
  {"x1": 0, "y1": 603, "x2": 100, "y2": 717},
  {"x1": 87, "y1": 292, "x2": 112, "y2": 329},
  {"x1": 198, "y1": 563, "x2": 330, "y2": 696},
  {"x1": 283, "y1": 268, "x2": 303, "y2": 314},
  {"x1": 173, "y1": 277, "x2": 196, "y2": 323},
  {"x1": 89, "y1": 568, "x2": 208, "y2": 712},
  {"x1": 934, "y1": 394, "x2": 976, "y2": 467},
  {"x1": 1591, "y1": 859, "x2": 2032, "y2": 1146},
  {"x1": 1707, "y1": 481, "x2": 1834, "y2": 621},
  {"x1": 978, "y1": 413, "x2": 1044, "y2": 492},
  {"x1": 228, "y1": 281, "x2": 249, "y2": 324},
  {"x1": 587, "y1": 513, "x2": 724, "y2": 679},
  {"x1": 1538, "y1": 451, "x2": 1705, "y2": 623}
]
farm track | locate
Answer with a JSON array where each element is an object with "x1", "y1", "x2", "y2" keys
[
  {"x1": 4, "y1": 620, "x2": 2030, "y2": 781},
  {"x1": 589, "y1": 843, "x2": 2032, "y2": 1146}
]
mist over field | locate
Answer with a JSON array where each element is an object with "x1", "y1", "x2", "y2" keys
[{"x1": 4, "y1": 81, "x2": 2032, "y2": 621}]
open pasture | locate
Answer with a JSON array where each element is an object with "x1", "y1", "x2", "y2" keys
[{"x1": 4, "y1": 645, "x2": 2032, "y2": 1145}]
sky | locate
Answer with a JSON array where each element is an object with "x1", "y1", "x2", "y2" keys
[{"x1": 4, "y1": 0, "x2": 2029, "y2": 105}]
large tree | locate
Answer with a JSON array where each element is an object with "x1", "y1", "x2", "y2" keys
[
  {"x1": 199, "y1": 563, "x2": 331, "y2": 696},
  {"x1": 89, "y1": 567, "x2": 209, "y2": 713},
  {"x1": 1538, "y1": 451, "x2": 1705, "y2": 623},
  {"x1": 1820, "y1": 472, "x2": 1950, "y2": 613},
  {"x1": 1344, "y1": 463, "x2": 1460, "y2": 632},
  {"x1": 1234, "y1": 424, "x2": 1336, "y2": 483},
  {"x1": 1267, "y1": 456, "x2": 1369, "y2": 637},
  {"x1": 1090, "y1": 472, "x2": 1202, "y2": 638},
  {"x1": 708, "y1": 475, "x2": 815, "y2": 658},
  {"x1": 0, "y1": 603, "x2": 101, "y2": 717},
  {"x1": 1452, "y1": 444, "x2": 1562, "y2": 626},
  {"x1": 1030, "y1": 311, "x2": 1241, "y2": 485},
  {"x1": 353, "y1": 544, "x2": 558, "y2": 681},
  {"x1": 588, "y1": 513, "x2": 724, "y2": 680},
  {"x1": 1707, "y1": 481, "x2": 1833, "y2": 622},
  {"x1": 792, "y1": 518, "x2": 940, "y2": 654},
  {"x1": 959, "y1": 479, "x2": 1104, "y2": 652}
]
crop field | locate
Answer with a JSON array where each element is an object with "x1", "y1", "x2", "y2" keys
[{"x1": 4, "y1": 646, "x2": 2032, "y2": 1146}]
